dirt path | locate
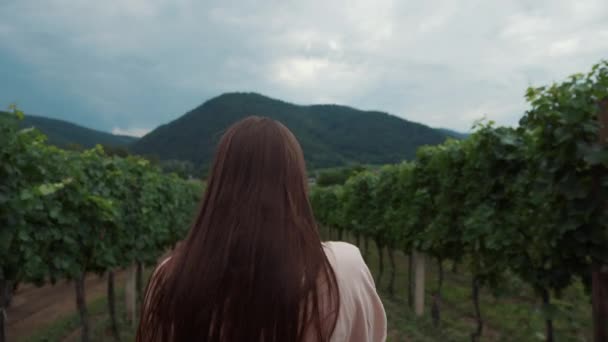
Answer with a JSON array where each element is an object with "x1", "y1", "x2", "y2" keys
[{"x1": 7, "y1": 271, "x2": 128, "y2": 341}]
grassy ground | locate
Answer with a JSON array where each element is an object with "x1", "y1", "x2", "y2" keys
[
  {"x1": 334, "y1": 229, "x2": 592, "y2": 342},
  {"x1": 21, "y1": 285, "x2": 136, "y2": 342},
  {"x1": 24, "y1": 229, "x2": 592, "y2": 341}
]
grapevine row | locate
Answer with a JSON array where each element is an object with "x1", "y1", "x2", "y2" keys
[
  {"x1": 311, "y1": 61, "x2": 608, "y2": 341},
  {"x1": 0, "y1": 109, "x2": 202, "y2": 342}
]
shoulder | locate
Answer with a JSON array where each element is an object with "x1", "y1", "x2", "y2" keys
[
  {"x1": 323, "y1": 241, "x2": 363, "y2": 265},
  {"x1": 153, "y1": 256, "x2": 172, "y2": 275},
  {"x1": 141, "y1": 256, "x2": 173, "y2": 312},
  {"x1": 149, "y1": 256, "x2": 172, "y2": 285},
  {"x1": 322, "y1": 242, "x2": 387, "y2": 341},
  {"x1": 158, "y1": 256, "x2": 171, "y2": 269},
  {"x1": 323, "y1": 242, "x2": 371, "y2": 284}
]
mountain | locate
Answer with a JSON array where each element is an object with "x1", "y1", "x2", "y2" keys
[
  {"x1": 438, "y1": 128, "x2": 469, "y2": 139},
  {"x1": 131, "y1": 92, "x2": 453, "y2": 170},
  {"x1": 0, "y1": 112, "x2": 138, "y2": 148}
]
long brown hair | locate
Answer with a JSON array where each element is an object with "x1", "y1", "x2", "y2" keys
[{"x1": 137, "y1": 116, "x2": 340, "y2": 341}]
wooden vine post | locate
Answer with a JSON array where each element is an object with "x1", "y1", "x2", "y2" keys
[
  {"x1": 408, "y1": 252, "x2": 414, "y2": 308},
  {"x1": 414, "y1": 250, "x2": 426, "y2": 316},
  {"x1": 594, "y1": 98, "x2": 608, "y2": 342},
  {"x1": 0, "y1": 275, "x2": 6, "y2": 342},
  {"x1": 125, "y1": 264, "x2": 137, "y2": 328}
]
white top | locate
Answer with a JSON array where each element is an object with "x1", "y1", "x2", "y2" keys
[{"x1": 321, "y1": 241, "x2": 387, "y2": 342}]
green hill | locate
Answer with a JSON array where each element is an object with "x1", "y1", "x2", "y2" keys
[
  {"x1": 438, "y1": 128, "x2": 470, "y2": 139},
  {"x1": 1, "y1": 111, "x2": 138, "y2": 148},
  {"x1": 131, "y1": 92, "x2": 453, "y2": 170}
]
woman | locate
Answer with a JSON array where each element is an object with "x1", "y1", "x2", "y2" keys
[{"x1": 137, "y1": 116, "x2": 386, "y2": 341}]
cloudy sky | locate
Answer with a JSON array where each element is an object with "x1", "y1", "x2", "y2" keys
[{"x1": 1, "y1": 0, "x2": 607, "y2": 136}]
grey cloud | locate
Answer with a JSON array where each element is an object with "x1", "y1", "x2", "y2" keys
[{"x1": 0, "y1": 0, "x2": 606, "y2": 133}]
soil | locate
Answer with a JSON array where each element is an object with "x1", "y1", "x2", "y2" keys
[{"x1": 6, "y1": 271, "x2": 128, "y2": 341}]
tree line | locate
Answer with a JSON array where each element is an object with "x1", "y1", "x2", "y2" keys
[{"x1": 311, "y1": 61, "x2": 608, "y2": 342}]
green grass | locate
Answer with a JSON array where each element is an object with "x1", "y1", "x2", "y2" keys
[
  {"x1": 87, "y1": 292, "x2": 137, "y2": 342},
  {"x1": 22, "y1": 314, "x2": 80, "y2": 342},
  {"x1": 23, "y1": 230, "x2": 592, "y2": 342},
  {"x1": 22, "y1": 293, "x2": 111, "y2": 342}
]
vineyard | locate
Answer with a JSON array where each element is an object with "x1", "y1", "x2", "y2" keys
[
  {"x1": 1, "y1": 61, "x2": 608, "y2": 342},
  {"x1": 310, "y1": 61, "x2": 608, "y2": 341},
  {"x1": 0, "y1": 108, "x2": 202, "y2": 342}
]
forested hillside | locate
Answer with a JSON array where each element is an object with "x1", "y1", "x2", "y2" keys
[
  {"x1": 438, "y1": 128, "x2": 469, "y2": 139},
  {"x1": 131, "y1": 93, "x2": 452, "y2": 169},
  {"x1": 0, "y1": 111, "x2": 138, "y2": 148}
]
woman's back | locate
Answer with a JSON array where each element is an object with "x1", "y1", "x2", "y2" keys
[
  {"x1": 148, "y1": 242, "x2": 387, "y2": 341},
  {"x1": 137, "y1": 116, "x2": 386, "y2": 341}
]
